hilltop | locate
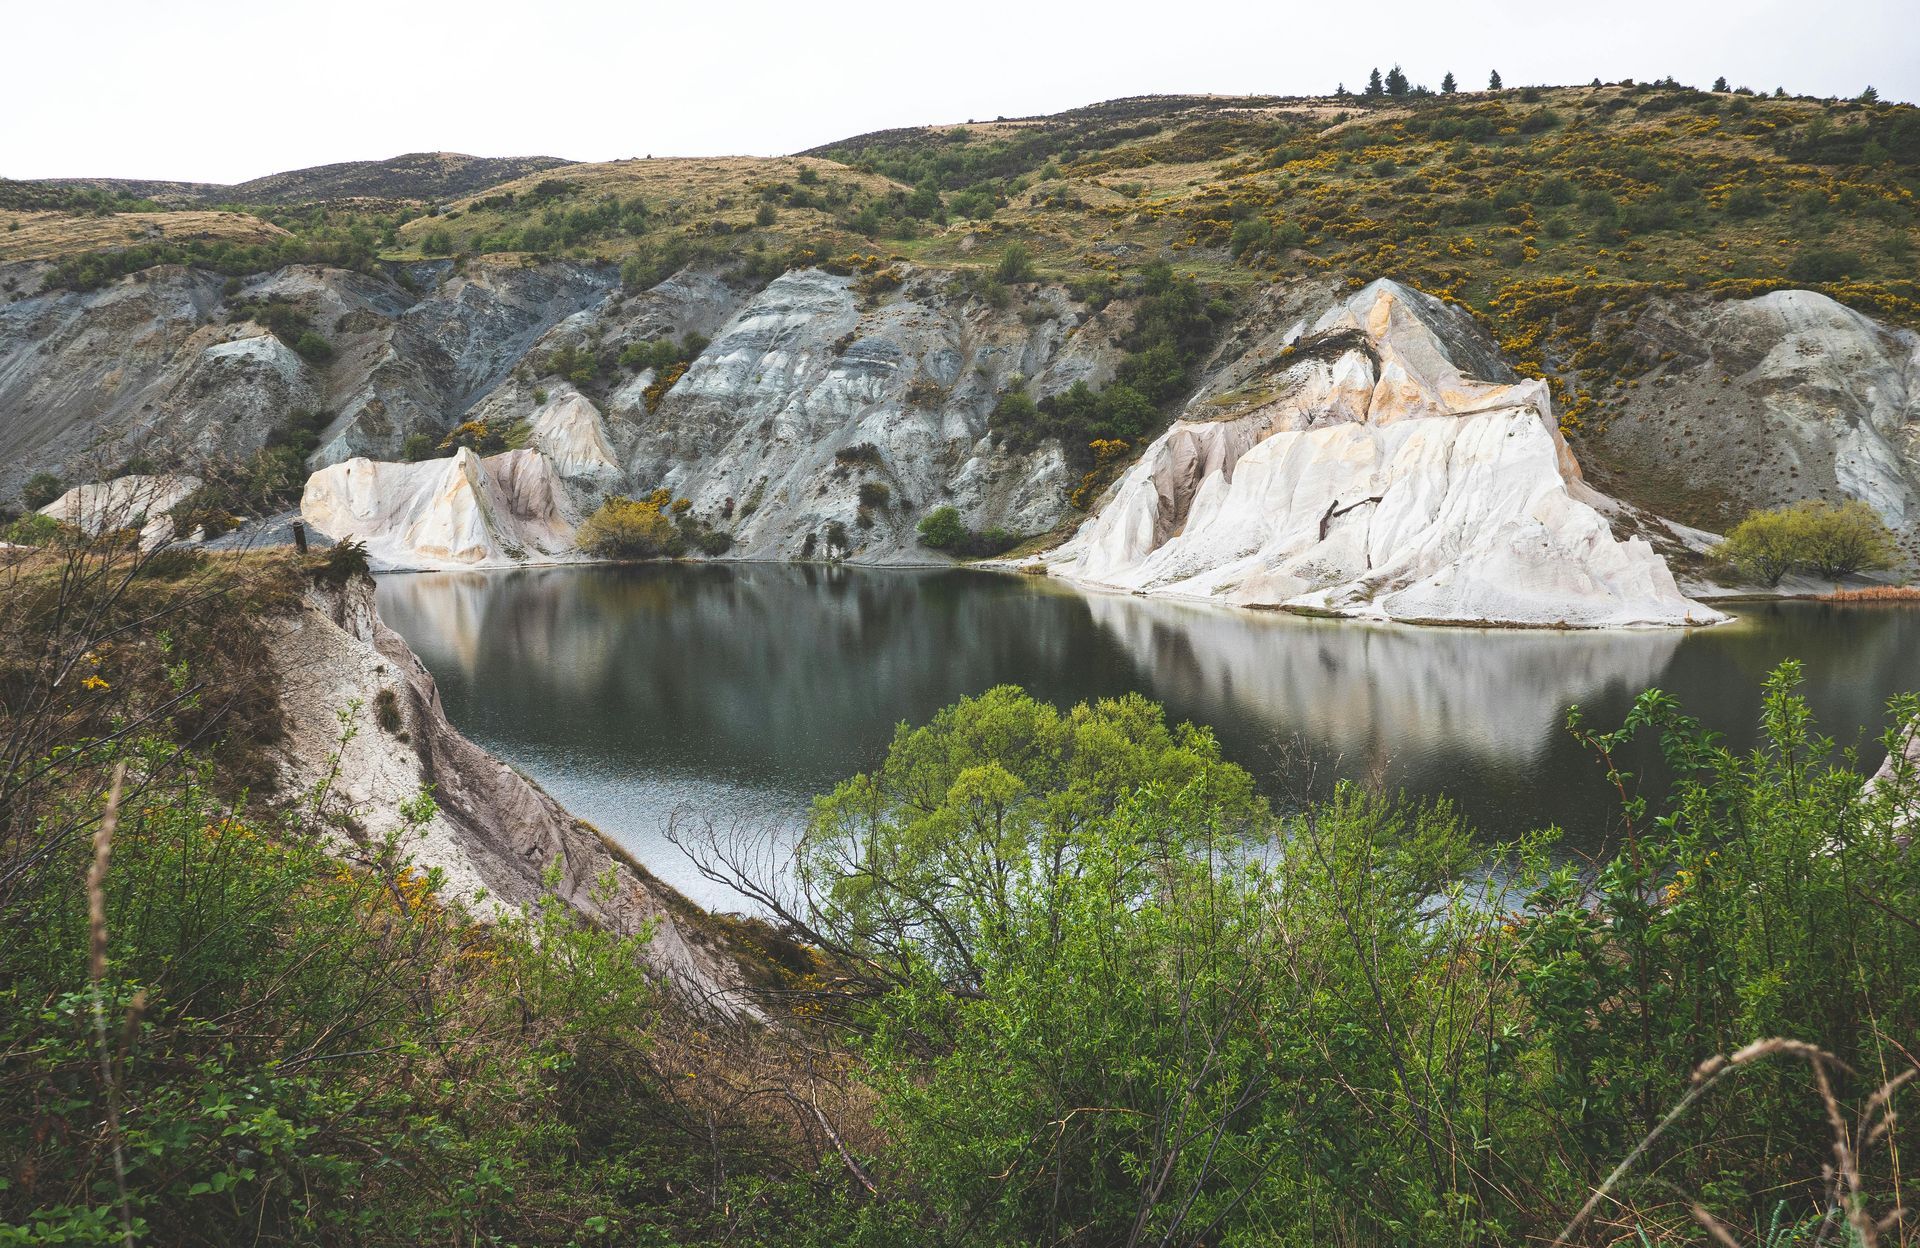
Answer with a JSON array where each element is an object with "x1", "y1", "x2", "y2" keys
[
  {"x1": 3, "y1": 79, "x2": 1917, "y2": 548},
  {"x1": 7, "y1": 151, "x2": 572, "y2": 208}
]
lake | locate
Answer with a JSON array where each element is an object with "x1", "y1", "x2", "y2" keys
[{"x1": 377, "y1": 565, "x2": 1920, "y2": 911}]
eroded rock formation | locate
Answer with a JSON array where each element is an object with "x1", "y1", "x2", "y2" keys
[
  {"x1": 301, "y1": 448, "x2": 582, "y2": 569},
  {"x1": 275, "y1": 574, "x2": 758, "y2": 1013},
  {"x1": 39, "y1": 472, "x2": 200, "y2": 546},
  {"x1": 1046, "y1": 281, "x2": 1724, "y2": 628},
  {"x1": 1588, "y1": 289, "x2": 1920, "y2": 559}
]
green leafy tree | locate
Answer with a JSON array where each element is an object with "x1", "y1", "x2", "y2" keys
[
  {"x1": 993, "y1": 240, "x2": 1036, "y2": 283},
  {"x1": 1488, "y1": 68, "x2": 1503, "y2": 90},
  {"x1": 1720, "y1": 499, "x2": 1898, "y2": 585},
  {"x1": 794, "y1": 686, "x2": 1264, "y2": 981},
  {"x1": 916, "y1": 505, "x2": 966, "y2": 551},
  {"x1": 1385, "y1": 64, "x2": 1409, "y2": 96},
  {"x1": 1441, "y1": 71, "x2": 1457, "y2": 93},
  {"x1": 1795, "y1": 499, "x2": 1899, "y2": 579}
]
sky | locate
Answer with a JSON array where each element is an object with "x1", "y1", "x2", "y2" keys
[{"x1": 4, "y1": 0, "x2": 1914, "y2": 184}]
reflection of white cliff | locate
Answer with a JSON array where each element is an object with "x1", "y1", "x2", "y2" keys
[
  {"x1": 1073, "y1": 589, "x2": 1684, "y2": 767},
  {"x1": 1049, "y1": 281, "x2": 1725, "y2": 629}
]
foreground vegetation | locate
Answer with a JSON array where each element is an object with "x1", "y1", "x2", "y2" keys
[{"x1": 4, "y1": 526, "x2": 1920, "y2": 1247}]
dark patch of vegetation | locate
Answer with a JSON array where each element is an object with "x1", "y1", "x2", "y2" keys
[
  {"x1": 308, "y1": 538, "x2": 370, "y2": 586},
  {"x1": 21, "y1": 472, "x2": 64, "y2": 511},
  {"x1": 41, "y1": 235, "x2": 382, "y2": 293},
  {"x1": 833, "y1": 442, "x2": 883, "y2": 467},
  {"x1": 999, "y1": 261, "x2": 1229, "y2": 462},
  {"x1": 171, "y1": 408, "x2": 332, "y2": 538},
  {"x1": 575, "y1": 489, "x2": 732, "y2": 560},
  {"x1": 915, "y1": 505, "x2": 1021, "y2": 557}
]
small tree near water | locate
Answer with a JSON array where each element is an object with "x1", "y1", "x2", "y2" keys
[
  {"x1": 1720, "y1": 499, "x2": 1898, "y2": 586},
  {"x1": 575, "y1": 494, "x2": 680, "y2": 559}
]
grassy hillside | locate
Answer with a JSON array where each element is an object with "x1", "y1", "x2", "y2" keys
[
  {"x1": 216, "y1": 151, "x2": 573, "y2": 205},
  {"x1": 7, "y1": 81, "x2": 1918, "y2": 445},
  {"x1": 391, "y1": 155, "x2": 911, "y2": 285},
  {"x1": 810, "y1": 84, "x2": 1919, "y2": 427},
  {"x1": 0, "y1": 209, "x2": 291, "y2": 264}
]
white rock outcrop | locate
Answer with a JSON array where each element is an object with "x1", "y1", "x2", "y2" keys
[
  {"x1": 1047, "y1": 281, "x2": 1725, "y2": 628},
  {"x1": 300, "y1": 447, "x2": 582, "y2": 570},
  {"x1": 528, "y1": 390, "x2": 623, "y2": 485},
  {"x1": 40, "y1": 473, "x2": 201, "y2": 546}
]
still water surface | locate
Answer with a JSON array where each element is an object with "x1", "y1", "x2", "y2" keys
[{"x1": 378, "y1": 565, "x2": 1920, "y2": 910}]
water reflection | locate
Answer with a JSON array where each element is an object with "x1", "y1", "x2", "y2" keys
[{"x1": 377, "y1": 566, "x2": 1920, "y2": 910}]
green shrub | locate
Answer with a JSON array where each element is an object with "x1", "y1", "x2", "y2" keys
[
  {"x1": 769, "y1": 670, "x2": 1920, "y2": 1246},
  {"x1": 1724, "y1": 185, "x2": 1770, "y2": 217},
  {"x1": 21, "y1": 471, "x2": 63, "y2": 511},
  {"x1": 1720, "y1": 499, "x2": 1898, "y2": 584},
  {"x1": 0, "y1": 749, "x2": 671, "y2": 1247},
  {"x1": 575, "y1": 494, "x2": 682, "y2": 559},
  {"x1": 3, "y1": 511, "x2": 68, "y2": 546},
  {"x1": 1788, "y1": 247, "x2": 1864, "y2": 282},
  {"x1": 857, "y1": 481, "x2": 891, "y2": 509},
  {"x1": 374, "y1": 687, "x2": 405, "y2": 734},
  {"x1": 993, "y1": 241, "x2": 1037, "y2": 284},
  {"x1": 915, "y1": 505, "x2": 967, "y2": 551},
  {"x1": 915, "y1": 506, "x2": 1020, "y2": 557},
  {"x1": 308, "y1": 538, "x2": 370, "y2": 586},
  {"x1": 291, "y1": 331, "x2": 334, "y2": 363}
]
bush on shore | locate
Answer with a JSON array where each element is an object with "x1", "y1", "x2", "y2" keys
[
  {"x1": 915, "y1": 505, "x2": 1020, "y2": 557},
  {"x1": 1721, "y1": 499, "x2": 1899, "y2": 585}
]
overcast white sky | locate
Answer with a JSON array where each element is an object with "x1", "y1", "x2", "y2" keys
[{"x1": 5, "y1": 0, "x2": 1914, "y2": 184}]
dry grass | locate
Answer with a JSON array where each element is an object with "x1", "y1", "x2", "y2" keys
[
  {"x1": 1555, "y1": 1037, "x2": 1917, "y2": 1247},
  {"x1": 1823, "y1": 586, "x2": 1920, "y2": 603},
  {"x1": 0, "y1": 209, "x2": 289, "y2": 262},
  {"x1": 395, "y1": 156, "x2": 905, "y2": 257}
]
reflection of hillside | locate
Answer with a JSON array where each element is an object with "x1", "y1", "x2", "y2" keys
[
  {"x1": 376, "y1": 566, "x2": 1131, "y2": 788},
  {"x1": 375, "y1": 568, "x2": 1920, "y2": 869},
  {"x1": 1075, "y1": 593, "x2": 1685, "y2": 769}
]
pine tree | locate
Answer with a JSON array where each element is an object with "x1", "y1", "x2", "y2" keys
[
  {"x1": 1366, "y1": 67, "x2": 1383, "y2": 96},
  {"x1": 1334, "y1": 82, "x2": 1349, "y2": 98},
  {"x1": 1441, "y1": 71, "x2": 1457, "y2": 94},
  {"x1": 1488, "y1": 69, "x2": 1503, "y2": 91},
  {"x1": 1860, "y1": 85, "x2": 1880, "y2": 103},
  {"x1": 1385, "y1": 64, "x2": 1409, "y2": 96},
  {"x1": 1712, "y1": 75, "x2": 1730, "y2": 92}
]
